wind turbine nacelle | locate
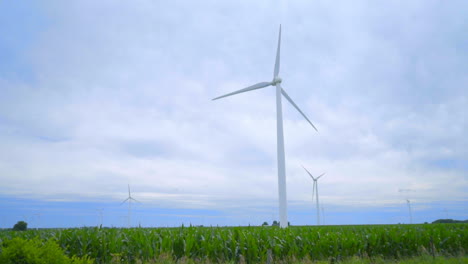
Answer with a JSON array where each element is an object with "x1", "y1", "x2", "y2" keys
[{"x1": 272, "y1": 77, "x2": 282, "y2": 85}]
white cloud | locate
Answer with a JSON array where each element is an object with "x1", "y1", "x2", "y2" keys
[{"x1": 0, "y1": 0, "x2": 466, "y2": 221}]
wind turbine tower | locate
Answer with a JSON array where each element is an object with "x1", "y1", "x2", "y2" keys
[
  {"x1": 302, "y1": 166, "x2": 325, "y2": 225},
  {"x1": 96, "y1": 208, "x2": 104, "y2": 227},
  {"x1": 121, "y1": 185, "x2": 139, "y2": 228},
  {"x1": 321, "y1": 206, "x2": 325, "y2": 225},
  {"x1": 213, "y1": 25, "x2": 317, "y2": 228},
  {"x1": 406, "y1": 199, "x2": 413, "y2": 224},
  {"x1": 33, "y1": 213, "x2": 42, "y2": 229}
]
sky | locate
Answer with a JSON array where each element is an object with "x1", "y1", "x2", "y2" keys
[{"x1": 0, "y1": 0, "x2": 467, "y2": 228}]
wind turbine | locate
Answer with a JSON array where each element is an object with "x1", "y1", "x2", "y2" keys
[
  {"x1": 33, "y1": 213, "x2": 42, "y2": 229},
  {"x1": 302, "y1": 165, "x2": 325, "y2": 225},
  {"x1": 406, "y1": 199, "x2": 413, "y2": 224},
  {"x1": 121, "y1": 184, "x2": 139, "y2": 228},
  {"x1": 96, "y1": 208, "x2": 104, "y2": 227},
  {"x1": 212, "y1": 25, "x2": 317, "y2": 228}
]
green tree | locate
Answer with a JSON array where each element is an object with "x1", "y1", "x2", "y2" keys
[
  {"x1": 432, "y1": 219, "x2": 468, "y2": 224},
  {"x1": 13, "y1": 221, "x2": 27, "y2": 231}
]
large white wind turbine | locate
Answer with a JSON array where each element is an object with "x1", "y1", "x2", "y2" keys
[
  {"x1": 121, "y1": 184, "x2": 139, "y2": 228},
  {"x1": 302, "y1": 165, "x2": 325, "y2": 225},
  {"x1": 213, "y1": 25, "x2": 317, "y2": 228},
  {"x1": 321, "y1": 206, "x2": 325, "y2": 225}
]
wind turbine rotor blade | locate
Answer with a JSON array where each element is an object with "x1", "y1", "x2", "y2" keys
[
  {"x1": 301, "y1": 165, "x2": 315, "y2": 179},
  {"x1": 128, "y1": 184, "x2": 131, "y2": 197},
  {"x1": 273, "y1": 25, "x2": 281, "y2": 78},
  {"x1": 280, "y1": 87, "x2": 318, "y2": 132},
  {"x1": 212, "y1": 82, "x2": 271, "y2": 101},
  {"x1": 316, "y1": 172, "x2": 326, "y2": 180},
  {"x1": 120, "y1": 198, "x2": 129, "y2": 205}
]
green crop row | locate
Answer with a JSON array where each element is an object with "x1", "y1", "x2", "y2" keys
[{"x1": 0, "y1": 224, "x2": 466, "y2": 263}]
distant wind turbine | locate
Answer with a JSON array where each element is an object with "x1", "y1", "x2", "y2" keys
[
  {"x1": 302, "y1": 165, "x2": 325, "y2": 225},
  {"x1": 96, "y1": 208, "x2": 104, "y2": 227},
  {"x1": 33, "y1": 213, "x2": 42, "y2": 229},
  {"x1": 406, "y1": 199, "x2": 413, "y2": 224},
  {"x1": 121, "y1": 184, "x2": 139, "y2": 228},
  {"x1": 213, "y1": 25, "x2": 317, "y2": 228}
]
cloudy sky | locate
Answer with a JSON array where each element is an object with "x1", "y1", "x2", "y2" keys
[{"x1": 1, "y1": 0, "x2": 467, "y2": 228}]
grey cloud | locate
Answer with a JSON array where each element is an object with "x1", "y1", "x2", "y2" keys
[{"x1": 0, "y1": 1, "x2": 466, "y2": 216}]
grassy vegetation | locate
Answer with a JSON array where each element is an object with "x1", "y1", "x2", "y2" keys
[
  {"x1": 0, "y1": 237, "x2": 93, "y2": 264},
  {"x1": 0, "y1": 224, "x2": 466, "y2": 263}
]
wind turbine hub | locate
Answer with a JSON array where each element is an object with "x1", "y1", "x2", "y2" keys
[{"x1": 272, "y1": 77, "x2": 282, "y2": 85}]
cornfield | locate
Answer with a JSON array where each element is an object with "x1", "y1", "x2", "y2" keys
[{"x1": 1, "y1": 224, "x2": 467, "y2": 263}]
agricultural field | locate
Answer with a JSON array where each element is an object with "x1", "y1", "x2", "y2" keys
[{"x1": 0, "y1": 224, "x2": 467, "y2": 263}]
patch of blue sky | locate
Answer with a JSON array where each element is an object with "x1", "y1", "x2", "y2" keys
[
  {"x1": 0, "y1": 0, "x2": 50, "y2": 82},
  {"x1": 0, "y1": 196, "x2": 228, "y2": 229},
  {"x1": 0, "y1": 115, "x2": 16, "y2": 133},
  {"x1": 35, "y1": 135, "x2": 71, "y2": 143},
  {"x1": 288, "y1": 200, "x2": 468, "y2": 226},
  {"x1": 429, "y1": 159, "x2": 468, "y2": 170},
  {"x1": 1, "y1": 195, "x2": 465, "y2": 229}
]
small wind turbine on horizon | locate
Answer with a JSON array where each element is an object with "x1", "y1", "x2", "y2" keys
[
  {"x1": 121, "y1": 184, "x2": 140, "y2": 228},
  {"x1": 212, "y1": 25, "x2": 317, "y2": 228},
  {"x1": 96, "y1": 208, "x2": 104, "y2": 227},
  {"x1": 33, "y1": 213, "x2": 42, "y2": 229},
  {"x1": 406, "y1": 199, "x2": 413, "y2": 224},
  {"x1": 302, "y1": 165, "x2": 325, "y2": 226}
]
